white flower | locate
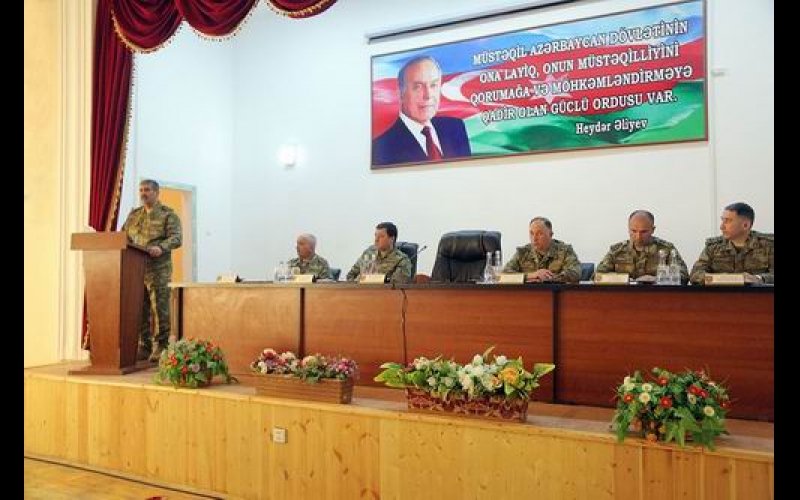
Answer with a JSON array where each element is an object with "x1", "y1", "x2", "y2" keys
[
  {"x1": 623, "y1": 382, "x2": 635, "y2": 391},
  {"x1": 280, "y1": 351, "x2": 296, "y2": 361},
  {"x1": 639, "y1": 392, "x2": 651, "y2": 404},
  {"x1": 495, "y1": 355, "x2": 507, "y2": 366},
  {"x1": 460, "y1": 375, "x2": 474, "y2": 391},
  {"x1": 472, "y1": 365, "x2": 485, "y2": 377},
  {"x1": 623, "y1": 376, "x2": 632, "y2": 385},
  {"x1": 443, "y1": 377, "x2": 454, "y2": 387},
  {"x1": 472, "y1": 354, "x2": 483, "y2": 365},
  {"x1": 480, "y1": 374, "x2": 496, "y2": 390},
  {"x1": 414, "y1": 357, "x2": 428, "y2": 370},
  {"x1": 427, "y1": 376, "x2": 437, "y2": 387},
  {"x1": 703, "y1": 406, "x2": 715, "y2": 417},
  {"x1": 688, "y1": 394, "x2": 697, "y2": 405},
  {"x1": 641, "y1": 383, "x2": 653, "y2": 392}
]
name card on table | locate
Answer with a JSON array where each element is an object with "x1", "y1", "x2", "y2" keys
[
  {"x1": 292, "y1": 274, "x2": 315, "y2": 284},
  {"x1": 497, "y1": 273, "x2": 525, "y2": 284},
  {"x1": 704, "y1": 273, "x2": 745, "y2": 286},
  {"x1": 360, "y1": 274, "x2": 387, "y2": 284},
  {"x1": 216, "y1": 274, "x2": 241, "y2": 283},
  {"x1": 594, "y1": 273, "x2": 630, "y2": 285}
]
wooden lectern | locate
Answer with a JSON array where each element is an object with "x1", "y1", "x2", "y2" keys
[{"x1": 70, "y1": 232, "x2": 148, "y2": 375}]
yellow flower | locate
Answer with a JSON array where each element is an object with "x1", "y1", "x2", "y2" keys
[{"x1": 499, "y1": 367, "x2": 519, "y2": 385}]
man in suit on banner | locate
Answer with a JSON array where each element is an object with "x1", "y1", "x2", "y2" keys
[{"x1": 373, "y1": 56, "x2": 471, "y2": 166}]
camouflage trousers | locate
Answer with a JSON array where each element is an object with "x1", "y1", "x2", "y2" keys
[{"x1": 139, "y1": 268, "x2": 172, "y2": 351}]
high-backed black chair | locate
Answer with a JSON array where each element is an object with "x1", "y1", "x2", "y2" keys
[
  {"x1": 580, "y1": 262, "x2": 594, "y2": 281},
  {"x1": 396, "y1": 241, "x2": 419, "y2": 276},
  {"x1": 430, "y1": 230, "x2": 501, "y2": 283}
]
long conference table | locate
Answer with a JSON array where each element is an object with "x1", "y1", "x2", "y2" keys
[{"x1": 169, "y1": 282, "x2": 774, "y2": 421}]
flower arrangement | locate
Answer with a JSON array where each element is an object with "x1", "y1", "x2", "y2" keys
[
  {"x1": 374, "y1": 347, "x2": 555, "y2": 420},
  {"x1": 612, "y1": 367, "x2": 731, "y2": 449},
  {"x1": 250, "y1": 349, "x2": 359, "y2": 383},
  {"x1": 250, "y1": 348, "x2": 359, "y2": 404},
  {"x1": 155, "y1": 338, "x2": 236, "y2": 388}
]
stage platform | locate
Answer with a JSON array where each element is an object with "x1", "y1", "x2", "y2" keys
[{"x1": 25, "y1": 362, "x2": 774, "y2": 499}]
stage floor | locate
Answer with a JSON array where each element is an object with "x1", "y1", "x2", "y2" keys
[{"x1": 25, "y1": 361, "x2": 773, "y2": 454}]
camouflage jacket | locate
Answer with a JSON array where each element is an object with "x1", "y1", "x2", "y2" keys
[
  {"x1": 122, "y1": 202, "x2": 182, "y2": 273},
  {"x1": 346, "y1": 246, "x2": 412, "y2": 284},
  {"x1": 287, "y1": 254, "x2": 331, "y2": 280},
  {"x1": 503, "y1": 240, "x2": 581, "y2": 283},
  {"x1": 690, "y1": 231, "x2": 774, "y2": 284},
  {"x1": 596, "y1": 236, "x2": 689, "y2": 283}
]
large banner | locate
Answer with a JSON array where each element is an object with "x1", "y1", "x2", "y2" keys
[{"x1": 371, "y1": 0, "x2": 706, "y2": 169}]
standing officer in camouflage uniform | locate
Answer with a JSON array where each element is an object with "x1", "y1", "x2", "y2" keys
[
  {"x1": 596, "y1": 210, "x2": 689, "y2": 283},
  {"x1": 287, "y1": 233, "x2": 331, "y2": 280},
  {"x1": 122, "y1": 179, "x2": 182, "y2": 362},
  {"x1": 690, "y1": 202, "x2": 774, "y2": 285},
  {"x1": 347, "y1": 222, "x2": 413, "y2": 284},
  {"x1": 504, "y1": 217, "x2": 581, "y2": 283}
]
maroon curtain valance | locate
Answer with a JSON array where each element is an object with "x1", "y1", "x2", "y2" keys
[
  {"x1": 110, "y1": 0, "x2": 336, "y2": 51},
  {"x1": 111, "y1": 0, "x2": 259, "y2": 51},
  {"x1": 266, "y1": 0, "x2": 337, "y2": 18}
]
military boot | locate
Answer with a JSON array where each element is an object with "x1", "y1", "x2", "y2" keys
[
  {"x1": 149, "y1": 343, "x2": 165, "y2": 363},
  {"x1": 137, "y1": 340, "x2": 152, "y2": 361}
]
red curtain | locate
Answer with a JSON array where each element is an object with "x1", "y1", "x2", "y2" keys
[{"x1": 91, "y1": 0, "x2": 132, "y2": 232}]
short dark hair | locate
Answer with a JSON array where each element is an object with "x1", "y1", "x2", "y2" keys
[
  {"x1": 398, "y1": 56, "x2": 441, "y2": 94},
  {"x1": 628, "y1": 210, "x2": 655, "y2": 225},
  {"x1": 376, "y1": 222, "x2": 398, "y2": 241},
  {"x1": 139, "y1": 179, "x2": 160, "y2": 191},
  {"x1": 724, "y1": 202, "x2": 755, "y2": 224},
  {"x1": 529, "y1": 217, "x2": 552, "y2": 230}
]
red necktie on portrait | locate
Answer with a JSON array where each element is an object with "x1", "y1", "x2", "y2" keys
[{"x1": 421, "y1": 126, "x2": 442, "y2": 160}]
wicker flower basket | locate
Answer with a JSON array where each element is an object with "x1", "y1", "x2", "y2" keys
[
  {"x1": 405, "y1": 388, "x2": 529, "y2": 422},
  {"x1": 254, "y1": 374, "x2": 354, "y2": 404}
]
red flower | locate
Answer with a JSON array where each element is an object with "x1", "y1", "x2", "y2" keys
[
  {"x1": 623, "y1": 393, "x2": 634, "y2": 403},
  {"x1": 658, "y1": 376, "x2": 669, "y2": 386},
  {"x1": 659, "y1": 396, "x2": 673, "y2": 408},
  {"x1": 721, "y1": 400, "x2": 731, "y2": 410},
  {"x1": 688, "y1": 385, "x2": 699, "y2": 395},
  {"x1": 181, "y1": 366, "x2": 188, "y2": 374},
  {"x1": 699, "y1": 389, "x2": 709, "y2": 399}
]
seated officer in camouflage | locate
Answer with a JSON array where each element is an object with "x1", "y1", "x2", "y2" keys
[
  {"x1": 287, "y1": 233, "x2": 331, "y2": 280},
  {"x1": 503, "y1": 217, "x2": 581, "y2": 283},
  {"x1": 346, "y1": 222, "x2": 413, "y2": 284},
  {"x1": 690, "y1": 202, "x2": 774, "y2": 285},
  {"x1": 122, "y1": 179, "x2": 182, "y2": 363},
  {"x1": 596, "y1": 210, "x2": 689, "y2": 283}
]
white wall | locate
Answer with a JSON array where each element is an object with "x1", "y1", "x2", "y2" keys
[
  {"x1": 122, "y1": 25, "x2": 235, "y2": 281},
  {"x1": 25, "y1": 0, "x2": 62, "y2": 366},
  {"x1": 131, "y1": 0, "x2": 774, "y2": 280}
]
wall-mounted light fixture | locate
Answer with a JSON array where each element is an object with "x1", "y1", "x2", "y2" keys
[{"x1": 277, "y1": 144, "x2": 298, "y2": 167}]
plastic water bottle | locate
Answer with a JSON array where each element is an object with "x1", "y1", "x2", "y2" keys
[
  {"x1": 274, "y1": 261, "x2": 286, "y2": 282},
  {"x1": 482, "y1": 252, "x2": 495, "y2": 283},
  {"x1": 493, "y1": 250, "x2": 503, "y2": 277},
  {"x1": 656, "y1": 250, "x2": 669, "y2": 285},
  {"x1": 668, "y1": 249, "x2": 681, "y2": 285}
]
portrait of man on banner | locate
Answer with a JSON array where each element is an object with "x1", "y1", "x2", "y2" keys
[{"x1": 372, "y1": 55, "x2": 472, "y2": 167}]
